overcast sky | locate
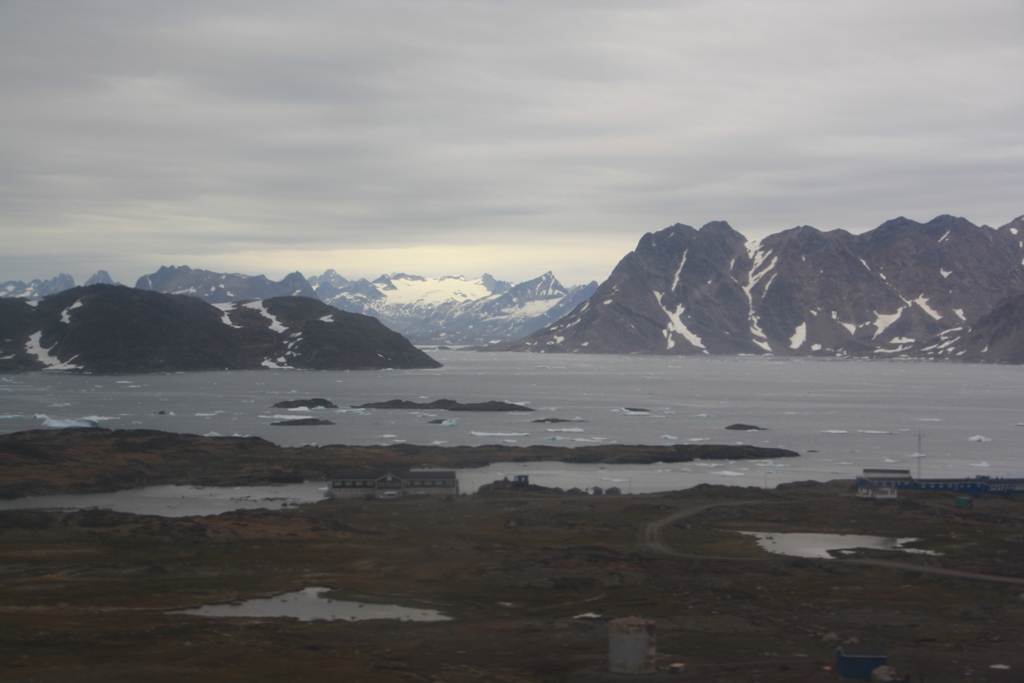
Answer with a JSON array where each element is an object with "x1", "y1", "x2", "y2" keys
[{"x1": 1, "y1": 1, "x2": 1021, "y2": 288}]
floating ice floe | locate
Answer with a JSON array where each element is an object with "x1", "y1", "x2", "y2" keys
[
  {"x1": 547, "y1": 428, "x2": 584, "y2": 433},
  {"x1": 471, "y1": 431, "x2": 529, "y2": 437},
  {"x1": 693, "y1": 413, "x2": 715, "y2": 418},
  {"x1": 821, "y1": 430, "x2": 848, "y2": 434},
  {"x1": 616, "y1": 408, "x2": 651, "y2": 416},
  {"x1": 857, "y1": 430, "x2": 893, "y2": 435},
  {"x1": 688, "y1": 437, "x2": 710, "y2": 442},
  {"x1": 661, "y1": 434, "x2": 678, "y2": 440},
  {"x1": 714, "y1": 471, "x2": 745, "y2": 476},
  {"x1": 0, "y1": 414, "x2": 24, "y2": 420},
  {"x1": 968, "y1": 435, "x2": 992, "y2": 442},
  {"x1": 970, "y1": 462, "x2": 990, "y2": 468}
]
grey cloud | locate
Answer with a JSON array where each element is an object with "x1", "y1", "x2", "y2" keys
[{"x1": 1, "y1": 0, "x2": 1021, "y2": 286}]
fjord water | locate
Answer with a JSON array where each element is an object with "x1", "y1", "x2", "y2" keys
[{"x1": 2, "y1": 351, "x2": 1023, "y2": 496}]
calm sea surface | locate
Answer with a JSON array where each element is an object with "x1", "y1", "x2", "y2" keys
[{"x1": 2, "y1": 351, "x2": 1023, "y2": 507}]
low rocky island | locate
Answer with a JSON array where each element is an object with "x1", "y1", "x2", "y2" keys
[
  {"x1": 271, "y1": 398, "x2": 338, "y2": 409},
  {"x1": 269, "y1": 418, "x2": 335, "y2": 426}
]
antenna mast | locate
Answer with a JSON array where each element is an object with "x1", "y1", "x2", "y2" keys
[{"x1": 916, "y1": 431, "x2": 923, "y2": 480}]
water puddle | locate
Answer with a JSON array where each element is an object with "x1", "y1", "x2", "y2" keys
[
  {"x1": 737, "y1": 531, "x2": 937, "y2": 559},
  {"x1": 171, "y1": 587, "x2": 451, "y2": 622},
  {"x1": 0, "y1": 482, "x2": 329, "y2": 517}
]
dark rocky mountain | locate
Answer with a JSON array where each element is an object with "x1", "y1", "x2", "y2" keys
[
  {"x1": 0, "y1": 273, "x2": 75, "y2": 300},
  {"x1": 309, "y1": 270, "x2": 595, "y2": 345},
  {"x1": 495, "y1": 214, "x2": 1024, "y2": 360},
  {"x1": 83, "y1": 270, "x2": 118, "y2": 286},
  {"x1": 0, "y1": 285, "x2": 440, "y2": 373},
  {"x1": 136, "y1": 265, "x2": 317, "y2": 303},
  {"x1": 932, "y1": 287, "x2": 1024, "y2": 363}
]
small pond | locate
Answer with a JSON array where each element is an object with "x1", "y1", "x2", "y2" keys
[
  {"x1": 0, "y1": 482, "x2": 329, "y2": 517},
  {"x1": 171, "y1": 587, "x2": 452, "y2": 622},
  {"x1": 738, "y1": 531, "x2": 934, "y2": 559}
]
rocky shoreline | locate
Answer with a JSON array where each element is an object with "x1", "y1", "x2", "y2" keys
[{"x1": 0, "y1": 427, "x2": 798, "y2": 499}]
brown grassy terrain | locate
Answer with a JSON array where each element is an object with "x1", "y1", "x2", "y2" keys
[{"x1": 1, "y1": 474, "x2": 1023, "y2": 682}]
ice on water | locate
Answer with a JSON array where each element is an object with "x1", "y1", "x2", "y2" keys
[{"x1": 2, "y1": 352, "x2": 1023, "y2": 488}]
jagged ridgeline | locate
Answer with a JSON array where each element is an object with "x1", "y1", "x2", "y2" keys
[
  {"x1": 494, "y1": 214, "x2": 1024, "y2": 361},
  {"x1": 0, "y1": 285, "x2": 441, "y2": 373}
]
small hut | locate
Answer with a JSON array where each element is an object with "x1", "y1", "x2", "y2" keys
[{"x1": 836, "y1": 644, "x2": 888, "y2": 680}]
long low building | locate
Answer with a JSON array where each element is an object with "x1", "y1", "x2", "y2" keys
[
  {"x1": 857, "y1": 468, "x2": 1024, "y2": 496},
  {"x1": 329, "y1": 470, "x2": 459, "y2": 499}
]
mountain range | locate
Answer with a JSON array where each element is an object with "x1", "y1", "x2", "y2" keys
[
  {"x1": 0, "y1": 285, "x2": 440, "y2": 373},
  {"x1": 6, "y1": 212, "x2": 1024, "y2": 362},
  {"x1": 2, "y1": 267, "x2": 596, "y2": 346},
  {"x1": 494, "y1": 214, "x2": 1024, "y2": 361},
  {"x1": 308, "y1": 270, "x2": 597, "y2": 344}
]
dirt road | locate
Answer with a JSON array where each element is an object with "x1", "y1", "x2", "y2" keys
[{"x1": 639, "y1": 500, "x2": 1024, "y2": 585}]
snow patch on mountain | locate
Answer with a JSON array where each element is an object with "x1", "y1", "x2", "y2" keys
[
  {"x1": 26, "y1": 332, "x2": 82, "y2": 371},
  {"x1": 914, "y1": 296, "x2": 942, "y2": 320},
  {"x1": 872, "y1": 307, "x2": 905, "y2": 338},
  {"x1": 789, "y1": 322, "x2": 806, "y2": 349},
  {"x1": 60, "y1": 300, "x2": 83, "y2": 324},
  {"x1": 243, "y1": 300, "x2": 288, "y2": 333},
  {"x1": 655, "y1": 291, "x2": 706, "y2": 352}
]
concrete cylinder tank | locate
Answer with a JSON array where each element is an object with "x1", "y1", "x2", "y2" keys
[{"x1": 608, "y1": 617, "x2": 656, "y2": 674}]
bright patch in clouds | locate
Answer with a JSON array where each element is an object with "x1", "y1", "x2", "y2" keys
[{"x1": 1, "y1": 1, "x2": 1021, "y2": 285}]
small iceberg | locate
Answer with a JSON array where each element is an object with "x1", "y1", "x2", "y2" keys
[
  {"x1": 471, "y1": 431, "x2": 529, "y2": 437},
  {"x1": 821, "y1": 430, "x2": 848, "y2": 434},
  {"x1": 968, "y1": 435, "x2": 992, "y2": 442},
  {"x1": 37, "y1": 414, "x2": 103, "y2": 429}
]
